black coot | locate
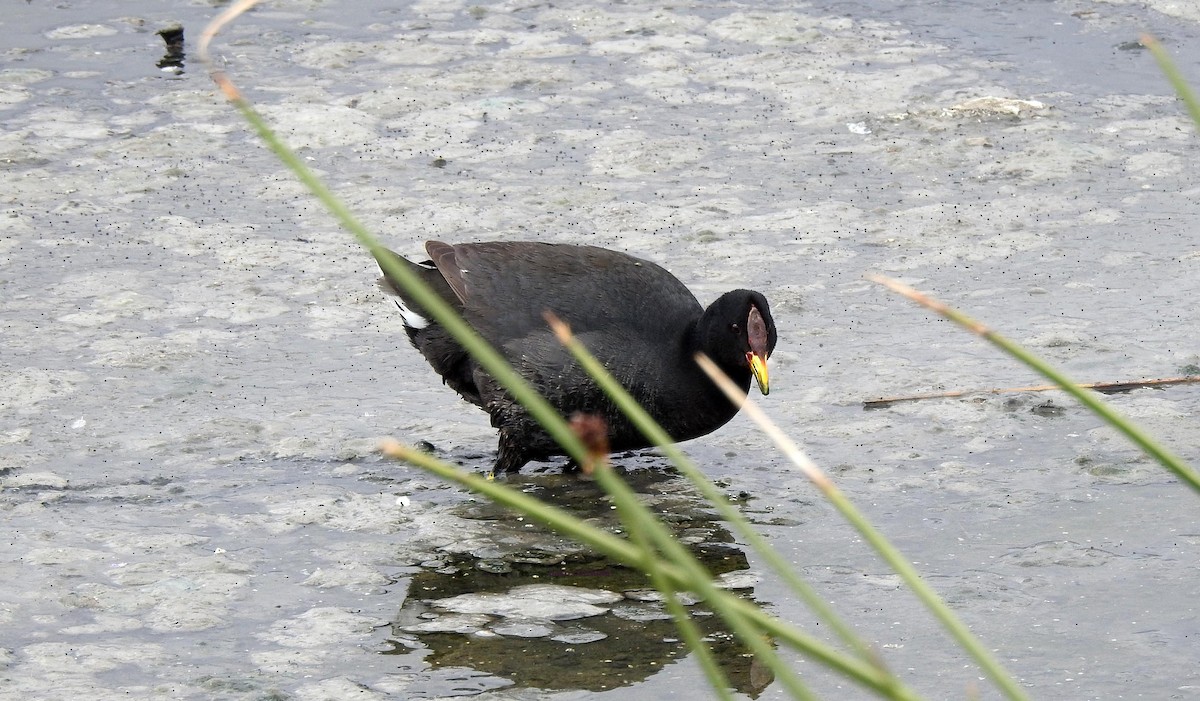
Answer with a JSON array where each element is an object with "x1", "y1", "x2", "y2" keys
[{"x1": 376, "y1": 241, "x2": 776, "y2": 473}]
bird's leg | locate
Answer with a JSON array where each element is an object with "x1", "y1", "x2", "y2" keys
[{"x1": 492, "y1": 430, "x2": 531, "y2": 475}]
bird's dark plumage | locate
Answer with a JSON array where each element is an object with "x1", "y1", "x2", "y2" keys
[{"x1": 376, "y1": 240, "x2": 777, "y2": 474}]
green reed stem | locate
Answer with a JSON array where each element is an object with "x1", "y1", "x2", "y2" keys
[
  {"x1": 204, "y1": 85, "x2": 589, "y2": 470},
  {"x1": 697, "y1": 355, "x2": 1031, "y2": 701},
  {"x1": 386, "y1": 442, "x2": 927, "y2": 700},
  {"x1": 203, "y1": 22, "x2": 856, "y2": 694},
  {"x1": 871, "y1": 276, "x2": 1200, "y2": 496},
  {"x1": 614, "y1": 475, "x2": 737, "y2": 701},
  {"x1": 544, "y1": 318, "x2": 889, "y2": 670},
  {"x1": 1142, "y1": 34, "x2": 1200, "y2": 129},
  {"x1": 550, "y1": 311, "x2": 1023, "y2": 699},
  {"x1": 203, "y1": 10, "x2": 984, "y2": 698},
  {"x1": 590, "y1": 462, "x2": 820, "y2": 701}
]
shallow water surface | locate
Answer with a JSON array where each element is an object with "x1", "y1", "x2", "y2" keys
[{"x1": 2, "y1": 1, "x2": 1200, "y2": 699}]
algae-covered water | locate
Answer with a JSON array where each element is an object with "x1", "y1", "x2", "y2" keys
[{"x1": 2, "y1": 1, "x2": 1199, "y2": 699}]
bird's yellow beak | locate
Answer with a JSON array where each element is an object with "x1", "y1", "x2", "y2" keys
[{"x1": 748, "y1": 352, "x2": 769, "y2": 396}]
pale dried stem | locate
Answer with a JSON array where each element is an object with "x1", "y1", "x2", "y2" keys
[{"x1": 693, "y1": 353, "x2": 833, "y2": 493}]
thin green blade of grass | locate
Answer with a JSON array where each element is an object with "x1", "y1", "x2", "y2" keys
[
  {"x1": 200, "y1": 13, "x2": 732, "y2": 688},
  {"x1": 573, "y1": 423, "x2": 731, "y2": 697},
  {"x1": 695, "y1": 355, "x2": 1031, "y2": 701},
  {"x1": 871, "y1": 275, "x2": 1200, "y2": 496},
  {"x1": 590, "y1": 461, "x2": 820, "y2": 701},
  {"x1": 381, "y1": 441, "x2": 644, "y2": 562},
  {"x1": 544, "y1": 316, "x2": 891, "y2": 674},
  {"x1": 199, "y1": 7, "x2": 881, "y2": 693},
  {"x1": 200, "y1": 6, "x2": 978, "y2": 699},
  {"x1": 204, "y1": 71, "x2": 893, "y2": 692},
  {"x1": 613, "y1": 474, "x2": 738, "y2": 701},
  {"x1": 198, "y1": 6, "x2": 591, "y2": 470},
  {"x1": 385, "y1": 441, "x2": 928, "y2": 700},
  {"x1": 1141, "y1": 34, "x2": 1200, "y2": 129},
  {"x1": 546, "y1": 316, "x2": 932, "y2": 699}
]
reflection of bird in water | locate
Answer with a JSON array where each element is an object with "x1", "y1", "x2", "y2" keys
[{"x1": 389, "y1": 466, "x2": 771, "y2": 696}]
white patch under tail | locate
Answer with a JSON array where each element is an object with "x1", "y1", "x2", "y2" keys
[{"x1": 395, "y1": 299, "x2": 429, "y2": 330}]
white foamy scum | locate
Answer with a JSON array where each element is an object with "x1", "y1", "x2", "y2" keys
[{"x1": 2, "y1": 0, "x2": 1200, "y2": 699}]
